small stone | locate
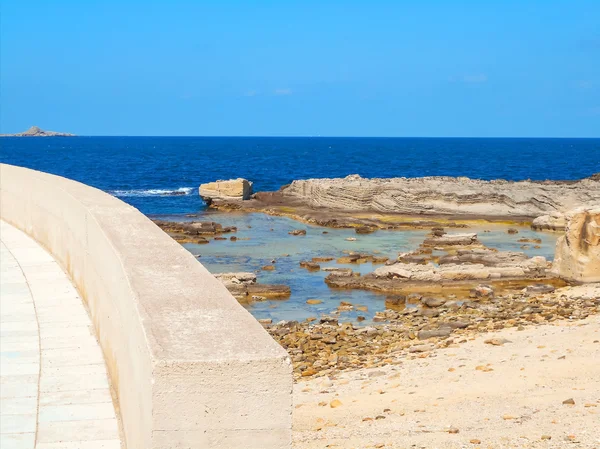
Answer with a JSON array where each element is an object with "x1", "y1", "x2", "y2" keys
[
  {"x1": 562, "y1": 398, "x2": 575, "y2": 405},
  {"x1": 330, "y1": 399, "x2": 342, "y2": 408},
  {"x1": 470, "y1": 439, "x2": 482, "y2": 444},
  {"x1": 502, "y1": 414, "x2": 517, "y2": 420},
  {"x1": 418, "y1": 328, "x2": 452, "y2": 340},
  {"x1": 306, "y1": 299, "x2": 323, "y2": 305},
  {"x1": 289, "y1": 229, "x2": 307, "y2": 236},
  {"x1": 409, "y1": 344, "x2": 433, "y2": 353},
  {"x1": 421, "y1": 297, "x2": 446, "y2": 308},
  {"x1": 447, "y1": 426, "x2": 460, "y2": 434},
  {"x1": 484, "y1": 338, "x2": 511, "y2": 346},
  {"x1": 301, "y1": 368, "x2": 317, "y2": 377},
  {"x1": 476, "y1": 365, "x2": 494, "y2": 372},
  {"x1": 541, "y1": 435, "x2": 552, "y2": 440}
]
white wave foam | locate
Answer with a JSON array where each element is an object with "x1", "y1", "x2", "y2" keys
[{"x1": 110, "y1": 187, "x2": 194, "y2": 197}]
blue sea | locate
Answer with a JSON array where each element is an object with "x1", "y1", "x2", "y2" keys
[
  {"x1": 1, "y1": 137, "x2": 598, "y2": 215},
  {"x1": 2, "y1": 136, "x2": 598, "y2": 324}
]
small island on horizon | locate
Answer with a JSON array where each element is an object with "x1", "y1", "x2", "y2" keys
[{"x1": 0, "y1": 126, "x2": 75, "y2": 137}]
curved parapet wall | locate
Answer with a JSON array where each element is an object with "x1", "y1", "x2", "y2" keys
[{"x1": 0, "y1": 164, "x2": 292, "y2": 449}]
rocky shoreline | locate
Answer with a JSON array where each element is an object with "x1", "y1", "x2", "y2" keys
[
  {"x1": 266, "y1": 283, "x2": 599, "y2": 380},
  {"x1": 202, "y1": 174, "x2": 600, "y2": 230},
  {"x1": 153, "y1": 201, "x2": 599, "y2": 385}
]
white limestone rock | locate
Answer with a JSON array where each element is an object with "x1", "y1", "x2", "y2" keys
[
  {"x1": 531, "y1": 212, "x2": 566, "y2": 231},
  {"x1": 199, "y1": 178, "x2": 253, "y2": 203}
]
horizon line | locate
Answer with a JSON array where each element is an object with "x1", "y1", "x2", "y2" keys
[{"x1": 2, "y1": 135, "x2": 599, "y2": 139}]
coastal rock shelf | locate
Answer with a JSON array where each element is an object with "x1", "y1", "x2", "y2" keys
[
  {"x1": 282, "y1": 174, "x2": 600, "y2": 217},
  {"x1": 205, "y1": 173, "x2": 600, "y2": 228}
]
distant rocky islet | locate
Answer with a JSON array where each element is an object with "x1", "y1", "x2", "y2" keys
[{"x1": 0, "y1": 126, "x2": 75, "y2": 137}]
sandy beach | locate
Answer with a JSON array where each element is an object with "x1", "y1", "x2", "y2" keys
[{"x1": 292, "y1": 284, "x2": 600, "y2": 449}]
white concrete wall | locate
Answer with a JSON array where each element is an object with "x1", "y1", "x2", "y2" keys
[{"x1": 0, "y1": 163, "x2": 292, "y2": 449}]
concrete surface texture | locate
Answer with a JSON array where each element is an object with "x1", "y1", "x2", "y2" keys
[
  {"x1": 1, "y1": 221, "x2": 120, "y2": 448},
  {"x1": 0, "y1": 163, "x2": 292, "y2": 449}
]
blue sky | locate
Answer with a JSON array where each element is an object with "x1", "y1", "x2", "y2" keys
[{"x1": 1, "y1": 0, "x2": 598, "y2": 137}]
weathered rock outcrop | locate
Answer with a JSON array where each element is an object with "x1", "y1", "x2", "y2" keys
[
  {"x1": 422, "y1": 232, "x2": 479, "y2": 247},
  {"x1": 214, "y1": 272, "x2": 257, "y2": 287},
  {"x1": 0, "y1": 126, "x2": 75, "y2": 137},
  {"x1": 199, "y1": 178, "x2": 253, "y2": 204},
  {"x1": 552, "y1": 207, "x2": 600, "y2": 283},
  {"x1": 280, "y1": 174, "x2": 600, "y2": 218},
  {"x1": 213, "y1": 272, "x2": 291, "y2": 302},
  {"x1": 531, "y1": 212, "x2": 567, "y2": 231},
  {"x1": 153, "y1": 219, "x2": 236, "y2": 243},
  {"x1": 373, "y1": 254, "x2": 549, "y2": 283}
]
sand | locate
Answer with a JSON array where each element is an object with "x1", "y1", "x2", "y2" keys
[{"x1": 292, "y1": 284, "x2": 600, "y2": 449}]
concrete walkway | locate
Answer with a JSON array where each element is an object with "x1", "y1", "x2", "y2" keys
[{"x1": 1, "y1": 221, "x2": 121, "y2": 449}]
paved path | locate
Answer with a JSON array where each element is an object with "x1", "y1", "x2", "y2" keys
[{"x1": 1, "y1": 221, "x2": 121, "y2": 449}]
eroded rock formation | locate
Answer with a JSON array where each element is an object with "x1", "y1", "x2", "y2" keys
[
  {"x1": 199, "y1": 178, "x2": 253, "y2": 204},
  {"x1": 280, "y1": 174, "x2": 599, "y2": 218},
  {"x1": 531, "y1": 212, "x2": 567, "y2": 231},
  {"x1": 552, "y1": 207, "x2": 600, "y2": 283}
]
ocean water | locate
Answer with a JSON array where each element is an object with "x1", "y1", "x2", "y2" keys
[
  {"x1": 1, "y1": 136, "x2": 597, "y2": 323},
  {"x1": 1, "y1": 137, "x2": 598, "y2": 215}
]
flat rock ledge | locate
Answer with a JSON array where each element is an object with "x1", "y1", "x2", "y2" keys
[
  {"x1": 214, "y1": 272, "x2": 291, "y2": 303},
  {"x1": 207, "y1": 173, "x2": 599, "y2": 224},
  {"x1": 531, "y1": 212, "x2": 567, "y2": 231},
  {"x1": 153, "y1": 219, "x2": 237, "y2": 244},
  {"x1": 281, "y1": 174, "x2": 600, "y2": 218}
]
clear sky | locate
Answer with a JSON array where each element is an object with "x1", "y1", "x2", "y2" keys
[{"x1": 1, "y1": 0, "x2": 598, "y2": 137}]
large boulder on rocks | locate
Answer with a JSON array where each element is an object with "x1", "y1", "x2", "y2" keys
[
  {"x1": 199, "y1": 178, "x2": 253, "y2": 204},
  {"x1": 531, "y1": 212, "x2": 566, "y2": 231},
  {"x1": 552, "y1": 207, "x2": 600, "y2": 283}
]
